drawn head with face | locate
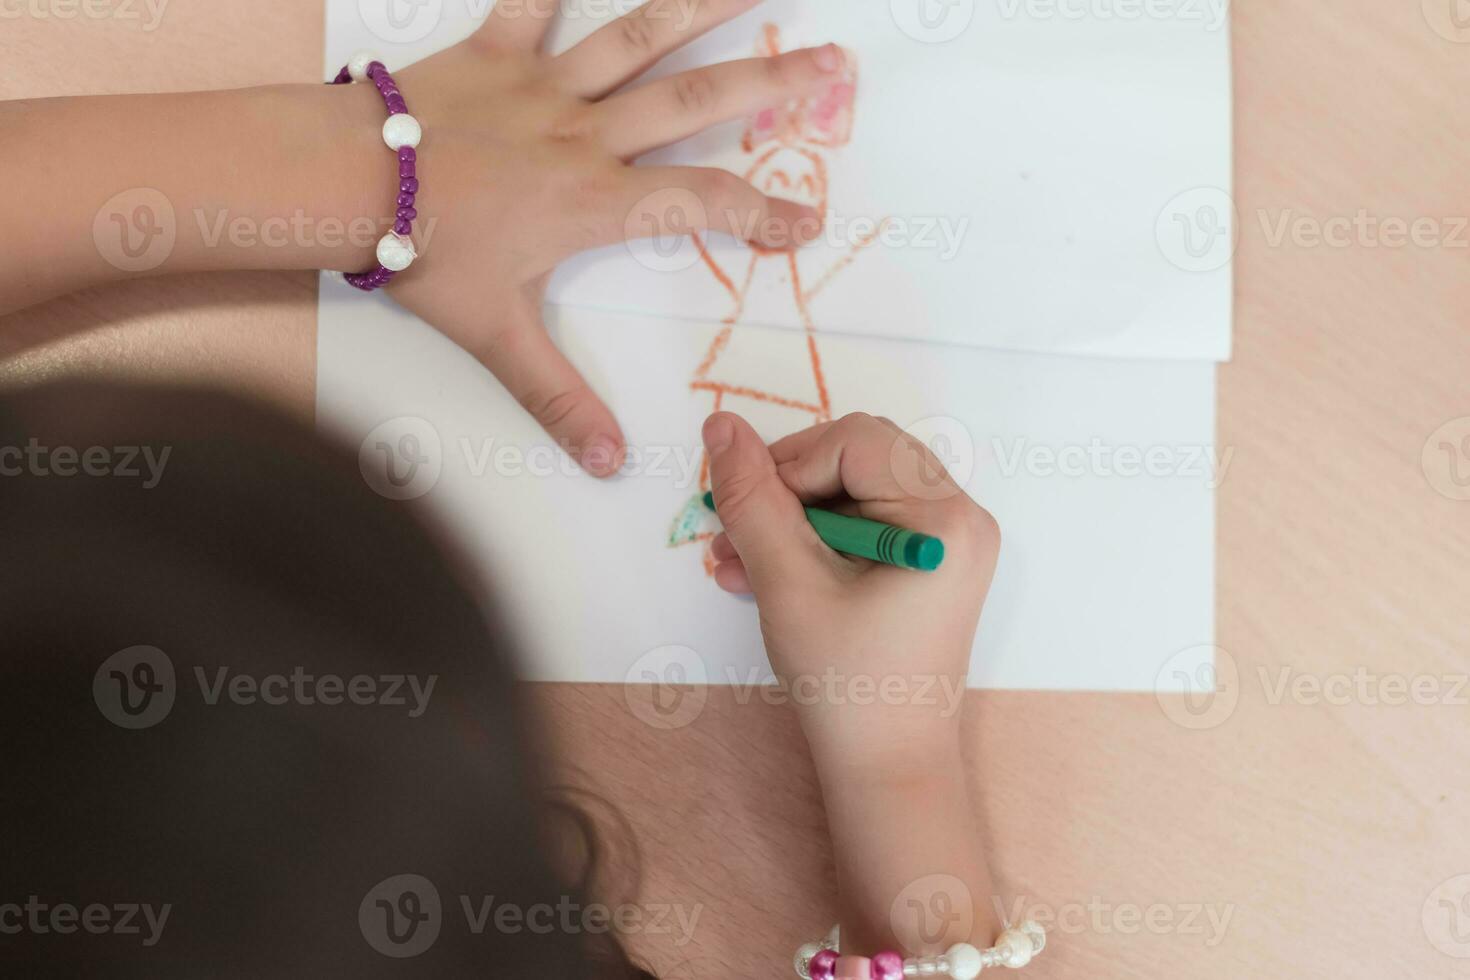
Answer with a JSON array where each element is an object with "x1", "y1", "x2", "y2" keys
[{"x1": 739, "y1": 24, "x2": 857, "y2": 220}]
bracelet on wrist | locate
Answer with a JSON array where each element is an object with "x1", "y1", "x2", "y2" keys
[
  {"x1": 795, "y1": 920, "x2": 1046, "y2": 980},
  {"x1": 326, "y1": 51, "x2": 421, "y2": 291}
]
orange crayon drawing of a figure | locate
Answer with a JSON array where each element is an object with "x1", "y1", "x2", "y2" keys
[{"x1": 669, "y1": 24, "x2": 888, "y2": 574}]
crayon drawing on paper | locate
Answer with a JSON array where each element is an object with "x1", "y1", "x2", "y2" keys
[{"x1": 668, "y1": 24, "x2": 887, "y2": 574}]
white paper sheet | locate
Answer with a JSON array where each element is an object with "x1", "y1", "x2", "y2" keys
[
  {"x1": 318, "y1": 292, "x2": 1216, "y2": 692},
  {"x1": 327, "y1": 0, "x2": 1234, "y2": 362}
]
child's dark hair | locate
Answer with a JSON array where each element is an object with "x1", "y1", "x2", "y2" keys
[{"x1": 0, "y1": 381, "x2": 656, "y2": 978}]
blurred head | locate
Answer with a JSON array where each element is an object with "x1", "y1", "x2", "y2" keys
[
  {"x1": 744, "y1": 146, "x2": 830, "y2": 214},
  {"x1": 0, "y1": 382, "x2": 651, "y2": 977}
]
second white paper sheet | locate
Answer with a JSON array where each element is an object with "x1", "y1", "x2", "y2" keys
[{"x1": 318, "y1": 291, "x2": 1218, "y2": 692}]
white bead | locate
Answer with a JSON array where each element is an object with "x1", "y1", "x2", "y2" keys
[
  {"x1": 945, "y1": 943, "x2": 983, "y2": 980},
  {"x1": 376, "y1": 233, "x2": 416, "y2": 272},
  {"x1": 382, "y1": 113, "x2": 422, "y2": 151},
  {"x1": 347, "y1": 51, "x2": 376, "y2": 82},
  {"x1": 1018, "y1": 920, "x2": 1046, "y2": 956},
  {"x1": 995, "y1": 930, "x2": 1032, "y2": 969}
]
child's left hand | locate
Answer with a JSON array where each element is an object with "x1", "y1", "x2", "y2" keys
[{"x1": 379, "y1": 1, "x2": 841, "y2": 475}]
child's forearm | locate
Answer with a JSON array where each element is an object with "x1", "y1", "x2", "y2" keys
[
  {"x1": 699, "y1": 410, "x2": 1008, "y2": 963},
  {"x1": 808, "y1": 727, "x2": 1001, "y2": 956},
  {"x1": 2, "y1": 17, "x2": 842, "y2": 473},
  {"x1": 0, "y1": 82, "x2": 389, "y2": 316}
]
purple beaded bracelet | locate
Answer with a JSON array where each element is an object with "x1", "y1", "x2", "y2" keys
[{"x1": 328, "y1": 52, "x2": 422, "y2": 291}]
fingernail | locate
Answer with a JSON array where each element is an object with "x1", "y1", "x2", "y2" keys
[
  {"x1": 582, "y1": 435, "x2": 621, "y2": 477},
  {"x1": 813, "y1": 44, "x2": 843, "y2": 73},
  {"x1": 703, "y1": 415, "x2": 735, "y2": 454}
]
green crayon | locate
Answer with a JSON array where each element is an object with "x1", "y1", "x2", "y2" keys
[{"x1": 701, "y1": 492, "x2": 944, "y2": 572}]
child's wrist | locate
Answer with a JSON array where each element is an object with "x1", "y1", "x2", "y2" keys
[
  {"x1": 801, "y1": 708, "x2": 965, "y2": 786},
  {"x1": 270, "y1": 81, "x2": 396, "y2": 274},
  {"x1": 174, "y1": 82, "x2": 395, "y2": 276}
]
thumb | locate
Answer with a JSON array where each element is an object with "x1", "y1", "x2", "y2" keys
[
  {"x1": 461, "y1": 297, "x2": 626, "y2": 478},
  {"x1": 703, "y1": 413, "x2": 827, "y2": 587}
]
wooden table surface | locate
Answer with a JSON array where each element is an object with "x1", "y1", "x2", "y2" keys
[{"x1": 4, "y1": 3, "x2": 1467, "y2": 976}]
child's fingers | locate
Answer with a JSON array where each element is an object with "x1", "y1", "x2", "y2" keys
[
  {"x1": 463, "y1": 300, "x2": 626, "y2": 478},
  {"x1": 710, "y1": 532, "x2": 738, "y2": 562},
  {"x1": 772, "y1": 412, "x2": 963, "y2": 505},
  {"x1": 477, "y1": 0, "x2": 558, "y2": 52},
  {"x1": 553, "y1": 0, "x2": 764, "y2": 100},
  {"x1": 768, "y1": 416, "x2": 904, "y2": 467},
  {"x1": 774, "y1": 415, "x2": 991, "y2": 568},
  {"x1": 592, "y1": 45, "x2": 845, "y2": 159},
  {"x1": 712, "y1": 557, "x2": 753, "y2": 594},
  {"x1": 615, "y1": 167, "x2": 822, "y2": 249},
  {"x1": 712, "y1": 532, "x2": 754, "y2": 594},
  {"x1": 767, "y1": 420, "x2": 837, "y2": 464}
]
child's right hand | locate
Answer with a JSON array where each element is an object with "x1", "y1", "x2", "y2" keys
[{"x1": 701, "y1": 411, "x2": 1001, "y2": 768}]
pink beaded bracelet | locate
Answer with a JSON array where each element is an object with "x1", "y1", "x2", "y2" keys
[
  {"x1": 328, "y1": 51, "x2": 422, "y2": 291},
  {"x1": 796, "y1": 920, "x2": 1046, "y2": 979}
]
